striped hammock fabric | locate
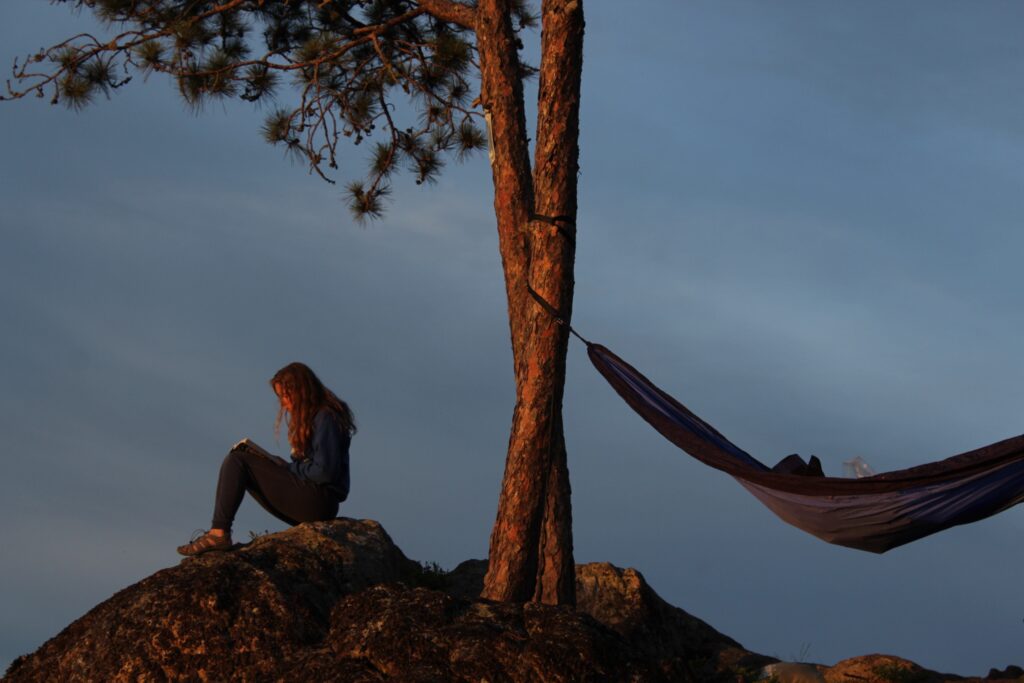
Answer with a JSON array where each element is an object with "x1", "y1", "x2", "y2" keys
[{"x1": 588, "y1": 343, "x2": 1024, "y2": 553}]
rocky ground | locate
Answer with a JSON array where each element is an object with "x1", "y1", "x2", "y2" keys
[{"x1": 4, "y1": 519, "x2": 1021, "y2": 682}]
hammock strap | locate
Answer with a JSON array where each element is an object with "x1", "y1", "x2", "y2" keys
[
  {"x1": 530, "y1": 213, "x2": 577, "y2": 246},
  {"x1": 523, "y1": 213, "x2": 591, "y2": 346},
  {"x1": 526, "y1": 284, "x2": 592, "y2": 346}
]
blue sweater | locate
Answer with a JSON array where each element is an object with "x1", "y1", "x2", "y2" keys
[{"x1": 288, "y1": 409, "x2": 351, "y2": 501}]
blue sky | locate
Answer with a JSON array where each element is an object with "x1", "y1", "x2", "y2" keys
[{"x1": 2, "y1": 0, "x2": 1023, "y2": 675}]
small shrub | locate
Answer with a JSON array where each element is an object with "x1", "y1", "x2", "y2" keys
[{"x1": 410, "y1": 560, "x2": 448, "y2": 590}]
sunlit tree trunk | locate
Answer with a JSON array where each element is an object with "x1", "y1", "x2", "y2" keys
[{"x1": 476, "y1": 0, "x2": 584, "y2": 605}]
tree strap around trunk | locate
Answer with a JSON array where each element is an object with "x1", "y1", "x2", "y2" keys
[{"x1": 524, "y1": 212, "x2": 590, "y2": 346}]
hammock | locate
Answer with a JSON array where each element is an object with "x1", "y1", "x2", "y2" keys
[{"x1": 587, "y1": 342, "x2": 1024, "y2": 553}]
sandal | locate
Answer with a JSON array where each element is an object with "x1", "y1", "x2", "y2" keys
[{"x1": 177, "y1": 529, "x2": 232, "y2": 556}]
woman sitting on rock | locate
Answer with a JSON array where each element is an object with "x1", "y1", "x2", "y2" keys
[{"x1": 177, "y1": 362, "x2": 355, "y2": 556}]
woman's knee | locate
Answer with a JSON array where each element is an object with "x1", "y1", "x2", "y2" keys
[{"x1": 220, "y1": 447, "x2": 247, "y2": 473}]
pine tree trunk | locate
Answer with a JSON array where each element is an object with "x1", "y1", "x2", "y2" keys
[{"x1": 475, "y1": 0, "x2": 584, "y2": 606}]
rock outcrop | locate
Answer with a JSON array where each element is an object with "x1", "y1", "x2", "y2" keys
[
  {"x1": 4, "y1": 519, "x2": 1021, "y2": 682},
  {"x1": 3, "y1": 519, "x2": 764, "y2": 682}
]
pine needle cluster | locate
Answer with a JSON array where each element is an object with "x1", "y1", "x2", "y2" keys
[{"x1": 7, "y1": 0, "x2": 505, "y2": 220}]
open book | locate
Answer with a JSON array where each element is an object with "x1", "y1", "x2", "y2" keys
[{"x1": 232, "y1": 438, "x2": 289, "y2": 467}]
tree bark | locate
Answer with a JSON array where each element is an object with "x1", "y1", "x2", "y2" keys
[
  {"x1": 476, "y1": 0, "x2": 584, "y2": 606},
  {"x1": 525, "y1": 0, "x2": 584, "y2": 606}
]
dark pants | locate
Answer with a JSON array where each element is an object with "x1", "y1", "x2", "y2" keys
[{"x1": 211, "y1": 448, "x2": 339, "y2": 532}]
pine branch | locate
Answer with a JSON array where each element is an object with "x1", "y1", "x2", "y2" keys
[
  {"x1": 3, "y1": 0, "x2": 500, "y2": 219},
  {"x1": 415, "y1": 0, "x2": 478, "y2": 30}
]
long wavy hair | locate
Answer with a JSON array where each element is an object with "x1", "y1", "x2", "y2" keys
[{"x1": 271, "y1": 362, "x2": 356, "y2": 457}]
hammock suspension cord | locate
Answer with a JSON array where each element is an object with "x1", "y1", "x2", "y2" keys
[
  {"x1": 519, "y1": 223, "x2": 1024, "y2": 552},
  {"x1": 523, "y1": 212, "x2": 592, "y2": 346}
]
